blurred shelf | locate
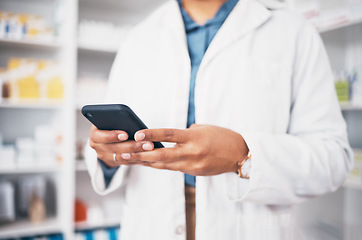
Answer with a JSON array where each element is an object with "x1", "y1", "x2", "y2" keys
[
  {"x1": 0, "y1": 99, "x2": 63, "y2": 110},
  {"x1": 343, "y1": 149, "x2": 362, "y2": 190},
  {"x1": 75, "y1": 218, "x2": 120, "y2": 231},
  {"x1": 344, "y1": 179, "x2": 362, "y2": 190},
  {"x1": 75, "y1": 160, "x2": 88, "y2": 172},
  {"x1": 318, "y1": 14, "x2": 362, "y2": 33},
  {"x1": 340, "y1": 103, "x2": 362, "y2": 111},
  {"x1": 0, "y1": 217, "x2": 62, "y2": 238},
  {"x1": 78, "y1": 44, "x2": 118, "y2": 54},
  {"x1": 0, "y1": 164, "x2": 62, "y2": 174},
  {"x1": 0, "y1": 37, "x2": 61, "y2": 49}
]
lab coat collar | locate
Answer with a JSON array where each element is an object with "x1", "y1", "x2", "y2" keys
[
  {"x1": 162, "y1": 0, "x2": 273, "y2": 64},
  {"x1": 206, "y1": 0, "x2": 272, "y2": 50}
]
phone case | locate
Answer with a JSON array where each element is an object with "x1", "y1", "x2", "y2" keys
[{"x1": 81, "y1": 104, "x2": 163, "y2": 148}]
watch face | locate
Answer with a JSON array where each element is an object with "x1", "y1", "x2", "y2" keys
[{"x1": 241, "y1": 159, "x2": 252, "y2": 178}]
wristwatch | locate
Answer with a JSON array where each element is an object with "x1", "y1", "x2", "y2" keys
[{"x1": 237, "y1": 151, "x2": 252, "y2": 179}]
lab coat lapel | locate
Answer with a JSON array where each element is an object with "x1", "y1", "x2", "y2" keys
[
  {"x1": 161, "y1": 0, "x2": 273, "y2": 71},
  {"x1": 200, "y1": 0, "x2": 272, "y2": 69},
  {"x1": 163, "y1": 1, "x2": 188, "y2": 48}
]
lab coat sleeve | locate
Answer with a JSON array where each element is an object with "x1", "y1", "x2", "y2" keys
[
  {"x1": 84, "y1": 43, "x2": 131, "y2": 196},
  {"x1": 226, "y1": 22, "x2": 354, "y2": 205}
]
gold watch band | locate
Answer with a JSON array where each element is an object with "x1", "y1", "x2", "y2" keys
[{"x1": 237, "y1": 151, "x2": 252, "y2": 179}]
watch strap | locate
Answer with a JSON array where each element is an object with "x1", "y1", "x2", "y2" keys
[{"x1": 237, "y1": 151, "x2": 252, "y2": 179}]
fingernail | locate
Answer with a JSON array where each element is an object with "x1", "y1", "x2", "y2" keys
[
  {"x1": 118, "y1": 133, "x2": 127, "y2": 141},
  {"x1": 122, "y1": 153, "x2": 131, "y2": 159},
  {"x1": 142, "y1": 143, "x2": 153, "y2": 151},
  {"x1": 135, "y1": 132, "x2": 145, "y2": 141}
]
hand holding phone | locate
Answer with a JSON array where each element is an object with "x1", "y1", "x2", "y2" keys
[
  {"x1": 82, "y1": 104, "x2": 163, "y2": 167},
  {"x1": 82, "y1": 104, "x2": 163, "y2": 148}
]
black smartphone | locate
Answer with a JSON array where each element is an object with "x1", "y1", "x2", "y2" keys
[{"x1": 81, "y1": 104, "x2": 164, "y2": 148}]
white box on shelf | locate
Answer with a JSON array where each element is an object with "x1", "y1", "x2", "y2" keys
[
  {"x1": 16, "y1": 137, "x2": 35, "y2": 166},
  {"x1": 87, "y1": 206, "x2": 105, "y2": 226},
  {"x1": 78, "y1": 20, "x2": 129, "y2": 52},
  {"x1": 0, "y1": 145, "x2": 16, "y2": 169},
  {"x1": 0, "y1": 181, "x2": 15, "y2": 223},
  {"x1": 34, "y1": 125, "x2": 58, "y2": 166}
]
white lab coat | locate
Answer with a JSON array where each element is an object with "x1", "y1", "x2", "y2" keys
[{"x1": 85, "y1": 0, "x2": 353, "y2": 239}]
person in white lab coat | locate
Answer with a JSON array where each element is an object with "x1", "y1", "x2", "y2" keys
[{"x1": 85, "y1": 0, "x2": 354, "y2": 239}]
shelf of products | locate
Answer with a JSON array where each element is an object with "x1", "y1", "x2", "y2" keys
[
  {"x1": 0, "y1": 57, "x2": 65, "y2": 102},
  {"x1": 0, "y1": 123, "x2": 65, "y2": 170},
  {"x1": 0, "y1": 9, "x2": 60, "y2": 49},
  {"x1": 0, "y1": 217, "x2": 61, "y2": 239},
  {"x1": 0, "y1": 0, "x2": 76, "y2": 239}
]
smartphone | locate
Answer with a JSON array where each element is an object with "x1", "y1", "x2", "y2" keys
[{"x1": 81, "y1": 104, "x2": 164, "y2": 148}]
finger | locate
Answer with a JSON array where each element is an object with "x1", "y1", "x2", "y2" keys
[
  {"x1": 145, "y1": 161, "x2": 209, "y2": 176},
  {"x1": 91, "y1": 141, "x2": 154, "y2": 155},
  {"x1": 114, "y1": 159, "x2": 146, "y2": 166},
  {"x1": 135, "y1": 128, "x2": 189, "y2": 143},
  {"x1": 147, "y1": 161, "x2": 186, "y2": 171},
  {"x1": 125, "y1": 147, "x2": 185, "y2": 162},
  {"x1": 98, "y1": 151, "x2": 150, "y2": 166},
  {"x1": 90, "y1": 126, "x2": 128, "y2": 144}
]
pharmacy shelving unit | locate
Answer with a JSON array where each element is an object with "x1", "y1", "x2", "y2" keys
[
  {"x1": 73, "y1": 0, "x2": 168, "y2": 238},
  {"x1": 282, "y1": 0, "x2": 362, "y2": 239},
  {"x1": 0, "y1": 0, "x2": 77, "y2": 239}
]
